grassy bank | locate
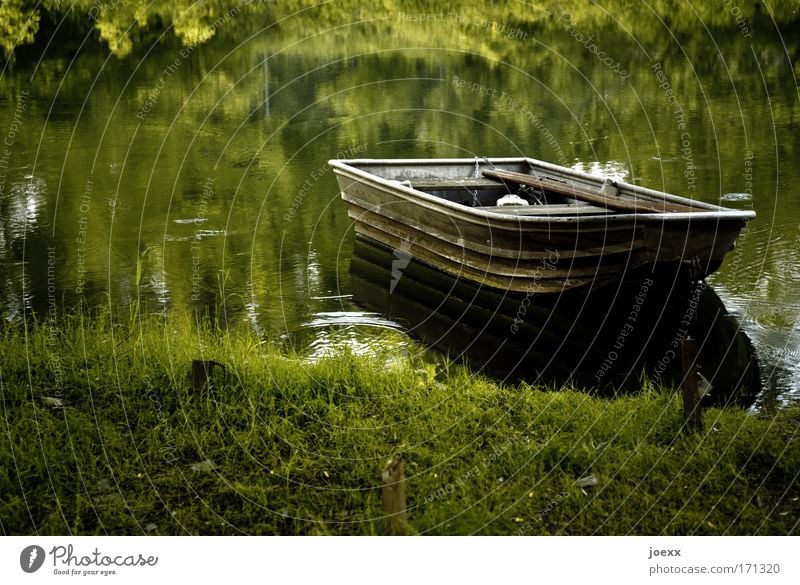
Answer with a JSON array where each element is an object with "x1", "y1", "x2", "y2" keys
[{"x1": 1, "y1": 313, "x2": 798, "y2": 535}]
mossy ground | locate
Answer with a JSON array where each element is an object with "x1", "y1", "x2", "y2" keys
[{"x1": 1, "y1": 312, "x2": 798, "y2": 535}]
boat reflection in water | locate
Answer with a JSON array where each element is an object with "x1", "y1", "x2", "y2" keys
[{"x1": 349, "y1": 237, "x2": 760, "y2": 407}]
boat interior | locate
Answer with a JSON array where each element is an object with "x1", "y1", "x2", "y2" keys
[
  {"x1": 339, "y1": 158, "x2": 713, "y2": 215},
  {"x1": 399, "y1": 177, "x2": 607, "y2": 215}
]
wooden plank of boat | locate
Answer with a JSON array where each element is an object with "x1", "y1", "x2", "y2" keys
[
  {"x1": 483, "y1": 169, "x2": 701, "y2": 214},
  {"x1": 352, "y1": 220, "x2": 621, "y2": 292}
]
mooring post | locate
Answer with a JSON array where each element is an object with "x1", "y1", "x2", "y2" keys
[
  {"x1": 381, "y1": 456, "x2": 407, "y2": 535},
  {"x1": 192, "y1": 360, "x2": 224, "y2": 392},
  {"x1": 680, "y1": 338, "x2": 703, "y2": 432}
]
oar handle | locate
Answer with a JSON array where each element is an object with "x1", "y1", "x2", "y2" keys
[{"x1": 483, "y1": 169, "x2": 697, "y2": 213}]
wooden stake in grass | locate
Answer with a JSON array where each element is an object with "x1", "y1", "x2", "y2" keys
[
  {"x1": 680, "y1": 338, "x2": 703, "y2": 432},
  {"x1": 192, "y1": 360, "x2": 224, "y2": 392},
  {"x1": 381, "y1": 456, "x2": 407, "y2": 535}
]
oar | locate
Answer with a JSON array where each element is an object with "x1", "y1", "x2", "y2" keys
[{"x1": 483, "y1": 169, "x2": 700, "y2": 213}]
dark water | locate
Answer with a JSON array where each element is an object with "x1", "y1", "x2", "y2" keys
[
  {"x1": 1, "y1": 2, "x2": 798, "y2": 406},
  {"x1": 349, "y1": 238, "x2": 762, "y2": 408}
]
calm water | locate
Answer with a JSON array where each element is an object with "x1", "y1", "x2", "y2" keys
[{"x1": 1, "y1": 3, "x2": 798, "y2": 405}]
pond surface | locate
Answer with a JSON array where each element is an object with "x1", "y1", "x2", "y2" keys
[{"x1": 1, "y1": 2, "x2": 798, "y2": 406}]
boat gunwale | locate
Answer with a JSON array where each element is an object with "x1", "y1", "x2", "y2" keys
[{"x1": 329, "y1": 157, "x2": 757, "y2": 224}]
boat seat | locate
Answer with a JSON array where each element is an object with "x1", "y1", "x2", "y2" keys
[
  {"x1": 410, "y1": 178, "x2": 506, "y2": 190},
  {"x1": 478, "y1": 204, "x2": 610, "y2": 215}
]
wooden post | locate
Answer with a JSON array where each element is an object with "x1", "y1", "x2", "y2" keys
[
  {"x1": 680, "y1": 338, "x2": 703, "y2": 432},
  {"x1": 192, "y1": 360, "x2": 224, "y2": 392},
  {"x1": 381, "y1": 456, "x2": 407, "y2": 535}
]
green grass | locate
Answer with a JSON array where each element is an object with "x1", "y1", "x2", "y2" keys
[{"x1": 1, "y1": 311, "x2": 798, "y2": 535}]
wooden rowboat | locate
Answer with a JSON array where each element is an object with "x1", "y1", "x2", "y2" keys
[{"x1": 330, "y1": 157, "x2": 755, "y2": 293}]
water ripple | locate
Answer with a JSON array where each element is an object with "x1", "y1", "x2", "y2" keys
[{"x1": 721, "y1": 192, "x2": 753, "y2": 202}]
